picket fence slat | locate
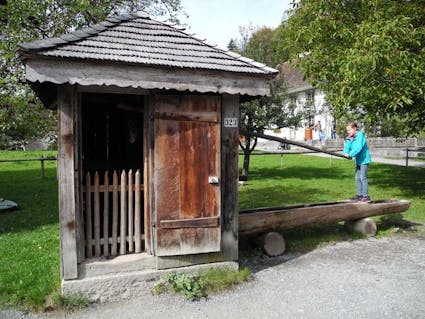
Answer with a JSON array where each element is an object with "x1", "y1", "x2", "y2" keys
[
  {"x1": 85, "y1": 172, "x2": 92, "y2": 258},
  {"x1": 103, "y1": 171, "x2": 109, "y2": 257},
  {"x1": 135, "y1": 171, "x2": 142, "y2": 253},
  {"x1": 83, "y1": 169, "x2": 143, "y2": 258},
  {"x1": 112, "y1": 171, "x2": 118, "y2": 256},
  {"x1": 94, "y1": 172, "x2": 101, "y2": 257},
  {"x1": 128, "y1": 170, "x2": 134, "y2": 253}
]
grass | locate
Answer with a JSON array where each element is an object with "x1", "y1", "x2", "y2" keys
[
  {"x1": 239, "y1": 154, "x2": 425, "y2": 253},
  {"x1": 0, "y1": 151, "x2": 424, "y2": 310},
  {"x1": 0, "y1": 151, "x2": 59, "y2": 311},
  {"x1": 151, "y1": 267, "x2": 252, "y2": 300}
]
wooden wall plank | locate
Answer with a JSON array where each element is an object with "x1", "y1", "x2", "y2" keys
[
  {"x1": 57, "y1": 84, "x2": 78, "y2": 279},
  {"x1": 144, "y1": 95, "x2": 152, "y2": 254},
  {"x1": 74, "y1": 96, "x2": 85, "y2": 263},
  {"x1": 154, "y1": 95, "x2": 221, "y2": 256}
]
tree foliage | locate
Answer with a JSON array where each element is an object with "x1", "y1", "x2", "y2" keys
[
  {"x1": 0, "y1": 0, "x2": 182, "y2": 148},
  {"x1": 281, "y1": 0, "x2": 425, "y2": 136},
  {"x1": 237, "y1": 26, "x2": 301, "y2": 178}
]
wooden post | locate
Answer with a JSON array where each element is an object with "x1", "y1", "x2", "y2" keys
[
  {"x1": 345, "y1": 218, "x2": 377, "y2": 237},
  {"x1": 406, "y1": 148, "x2": 409, "y2": 167},
  {"x1": 220, "y1": 94, "x2": 239, "y2": 260},
  {"x1": 57, "y1": 84, "x2": 78, "y2": 279},
  {"x1": 40, "y1": 156, "x2": 45, "y2": 178},
  {"x1": 85, "y1": 172, "x2": 92, "y2": 258}
]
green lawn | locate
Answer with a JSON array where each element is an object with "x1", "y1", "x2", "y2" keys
[
  {"x1": 0, "y1": 151, "x2": 59, "y2": 311},
  {"x1": 0, "y1": 151, "x2": 424, "y2": 311}
]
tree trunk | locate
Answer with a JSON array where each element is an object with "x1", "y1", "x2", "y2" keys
[
  {"x1": 241, "y1": 137, "x2": 251, "y2": 179},
  {"x1": 239, "y1": 200, "x2": 410, "y2": 236}
]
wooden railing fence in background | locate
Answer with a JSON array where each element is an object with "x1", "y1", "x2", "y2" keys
[
  {"x1": 0, "y1": 156, "x2": 57, "y2": 177},
  {"x1": 84, "y1": 169, "x2": 144, "y2": 258}
]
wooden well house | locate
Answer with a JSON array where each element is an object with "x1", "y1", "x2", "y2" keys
[{"x1": 19, "y1": 11, "x2": 277, "y2": 298}]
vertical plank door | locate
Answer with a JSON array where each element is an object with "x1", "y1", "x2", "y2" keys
[{"x1": 154, "y1": 95, "x2": 221, "y2": 256}]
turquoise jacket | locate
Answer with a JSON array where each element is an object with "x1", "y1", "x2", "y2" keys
[{"x1": 343, "y1": 130, "x2": 371, "y2": 166}]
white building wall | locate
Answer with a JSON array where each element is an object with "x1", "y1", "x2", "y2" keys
[{"x1": 265, "y1": 88, "x2": 334, "y2": 142}]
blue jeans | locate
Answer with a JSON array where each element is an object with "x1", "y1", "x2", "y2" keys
[{"x1": 355, "y1": 165, "x2": 369, "y2": 197}]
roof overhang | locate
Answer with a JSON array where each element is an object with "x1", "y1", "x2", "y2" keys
[{"x1": 25, "y1": 57, "x2": 276, "y2": 101}]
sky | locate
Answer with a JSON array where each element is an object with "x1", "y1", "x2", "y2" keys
[{"x1": 179, "y1": 0, "x2": 293, "y2": 49}]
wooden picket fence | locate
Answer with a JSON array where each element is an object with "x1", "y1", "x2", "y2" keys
[{"x1": 83, "y1": 169, "x2": 144, "y2": 258}]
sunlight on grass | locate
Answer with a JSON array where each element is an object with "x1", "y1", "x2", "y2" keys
[
  {"x1": 239, "y1": 154, "x2": 425, "y2": 224},
  {"x1": 0, "y1": 151, "x2": 424, "y2": 310},
  {"x1": 0, "y1": 151, "x2": 59, "y2": 311}
]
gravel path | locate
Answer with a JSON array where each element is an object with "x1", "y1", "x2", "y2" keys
[{"x1": 4, "y1": 235, "x2": 424, "y2": 319}]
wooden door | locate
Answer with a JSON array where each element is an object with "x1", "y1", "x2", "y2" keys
[{"x1": 154, "y1": 95, "x2": 221, "y2": 256}]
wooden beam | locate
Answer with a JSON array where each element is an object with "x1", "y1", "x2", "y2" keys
[
  {"x1": 160, "y1": 216, "x2": 220, "y2": 229},
  {"x1": 57, "y1": 84, "x2": 78, "y2": 279},
  {"x1": 220, "y1": 94, "x2": 239, "y2": 261},
  {"x1": 26, "y1": 58, "x2": 272, "y2": 97},
  {"x1": 241, "y1": 131, "x2": 349, "y2": 159}
]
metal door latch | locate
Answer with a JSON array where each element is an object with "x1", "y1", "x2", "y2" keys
[{"x1": 208, "y1": 176, "x2": 219, "y2": 184}]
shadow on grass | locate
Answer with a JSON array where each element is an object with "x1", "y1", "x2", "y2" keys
[
  {"x1": 0, "y1": 167, "x2": 58, "y2": 234},
  {"x1": 377, "y1": 213, "x2": 423, "y2": 232},
  {"x1": 369, "y1": 163, "x2": 425, "y2": 198},
  {"x1": 239, "y1": 184, "x2": 326, "y2": 210},
  {"x1": 248, "y1": 165, "x2": 347, "y2": 181}
]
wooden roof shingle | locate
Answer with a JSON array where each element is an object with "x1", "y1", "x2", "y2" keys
[{"x1": 19, "y1": 11, "x2": 277, "y2": 76}]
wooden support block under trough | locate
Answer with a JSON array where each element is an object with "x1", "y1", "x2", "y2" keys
[
  {"x1": 257, "y1": 231, "x2": 286, "y2": 256},
  {"x1": 345, "y1": 218, "x2": 377, "y2": 237}
]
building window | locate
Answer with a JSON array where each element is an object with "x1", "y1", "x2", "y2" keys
[{"x1": 306, "y1": 90, "x2": 315, "y2": 104}]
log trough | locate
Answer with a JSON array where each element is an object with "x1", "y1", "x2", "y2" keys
[{"x1": 239, "y1": 199, "x2": 410, "y2": 256}]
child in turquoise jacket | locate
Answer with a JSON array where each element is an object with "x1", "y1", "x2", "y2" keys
[{"x1": 343, "y1": 122, "x2": 372, "y2": 202}]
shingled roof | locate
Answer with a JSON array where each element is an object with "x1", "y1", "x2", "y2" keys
[{"x1": 19, "y1": 11, "x2": 277, "y2": 76}]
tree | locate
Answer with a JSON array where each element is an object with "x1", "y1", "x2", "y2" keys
[
  {"x1": 227, "y1": 38, "x2": 238, "y2": 52},
  {"x1": 243, "y1": 27, "x2": 278, "y2": 68},
  {"x1": 239, "y1": 79, "x2": 303, "y2": 178},
  {"x1": 281, "y1": 0, "x2": 425, "y2": 136},
  {"x1": 238, "y1": 26, "x2": 303, "y2": 179},
  {"x1": 0, "y1": 0, "x2": 182, "y2": 148}
]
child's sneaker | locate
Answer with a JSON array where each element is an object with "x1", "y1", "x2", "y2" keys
[
  {"x1": 360, "y1": 196, "x2": 371, "y2": 203},
  {"x1": 349, "y1": 195, "x2": 362, "y2": 202}
]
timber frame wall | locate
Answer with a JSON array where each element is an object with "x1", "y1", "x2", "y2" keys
[{"x1": 57, "y1": 84, "x2": 240, "y2": 279}]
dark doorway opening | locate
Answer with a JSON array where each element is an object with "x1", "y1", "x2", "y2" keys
[
  {"x1": 82, "y1": 93, "x2": 144, "y2": 173},
  {"x1": 81, "y1": 93, "x2": 145, "y2": 258}
]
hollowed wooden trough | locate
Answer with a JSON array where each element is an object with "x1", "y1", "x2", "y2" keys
[{"x1": 239, "y1": 199, "x2": 411, "y2": 256}]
